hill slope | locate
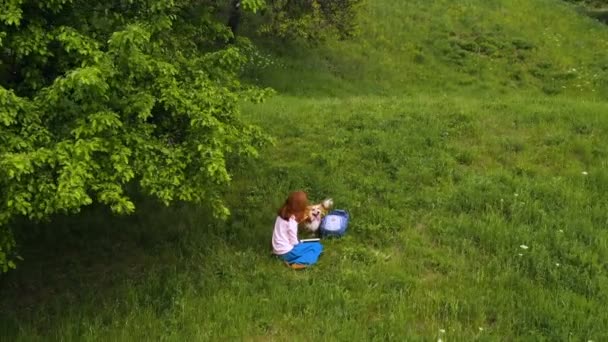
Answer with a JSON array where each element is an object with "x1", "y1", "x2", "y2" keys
[
  {"x1": 249, "y1": 0, "x2": 608, "y2": 98},
  {"x1": 2, "y1": 0, "x2": 608, "y2": 340}
]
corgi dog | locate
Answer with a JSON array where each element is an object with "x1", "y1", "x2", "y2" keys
[{"x1": 301, "y1": 198, "x2": 333, "y2": 234}]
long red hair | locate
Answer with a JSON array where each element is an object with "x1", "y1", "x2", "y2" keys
[{"x1": 278, "y1": 191, "x2": 309, "y2": 222}]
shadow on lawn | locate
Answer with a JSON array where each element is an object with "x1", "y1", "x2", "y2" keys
[{"x1": 0, "y1": 194, "x2": 270, "y2": 333}]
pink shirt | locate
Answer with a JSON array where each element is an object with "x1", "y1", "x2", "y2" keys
[{"x1": 272, "y1": 216, "x2": 299, "y2": 255}]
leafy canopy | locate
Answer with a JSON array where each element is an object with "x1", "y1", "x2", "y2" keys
[
  {"x1": 257, "y1": 0, "x2": 362, "y2": 42},
  {"x1": 0, "y1": 0, "x2": 274, "y2": 272}
]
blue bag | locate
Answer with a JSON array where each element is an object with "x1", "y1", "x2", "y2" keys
[{"x1": 320, "y1": 210, "x2": 349, "y2": 238}]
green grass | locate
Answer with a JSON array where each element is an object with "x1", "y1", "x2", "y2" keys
[
  {"x1": 2, "y1": 0, "x2": 608, "y2": 340},
  {"x1": 248, "y1": 0, "x2": 608, "y2": 98}
]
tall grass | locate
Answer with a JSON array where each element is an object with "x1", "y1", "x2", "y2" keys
[{"x1": 2, "y1": 0, "x2": 608, "y2": 340}]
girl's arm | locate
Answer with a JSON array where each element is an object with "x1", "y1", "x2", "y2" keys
[{"x1": 287, "y1": 217, "x2": 299, "y2": 246}]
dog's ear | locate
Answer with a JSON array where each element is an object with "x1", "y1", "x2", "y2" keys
[{"x1": 322, "y1": 198, "x2": 333, "y2": 209}]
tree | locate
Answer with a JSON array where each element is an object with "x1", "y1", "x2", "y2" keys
[
  {"x1": 0, "y1": 0, "x2": 273, "y2": 272},
  {"x1": 228, "y1": 0, "x2": 243, "y2": 42},
  {"x1": 0, "y1": 0, "x2": 362, "y2": 272},
  {"x1": 232, "y1": 0, "x2": 363, "y2": 43}
]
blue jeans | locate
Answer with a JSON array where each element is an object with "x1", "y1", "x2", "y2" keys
[{"x1": 279, "y1": 242, "x2": 323, "y2": 265}]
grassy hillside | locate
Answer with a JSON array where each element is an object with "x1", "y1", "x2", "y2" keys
[
  {"x1": 249, "y1": 0, "x2": 608, "y2": 98},
  {"x1": 2, "y1": 0, "x2": 608, "y2": 340}
]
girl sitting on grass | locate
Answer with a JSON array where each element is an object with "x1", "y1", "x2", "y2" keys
[{"x1": 272, "y1": 191, "x2": 323, "y2": 269}]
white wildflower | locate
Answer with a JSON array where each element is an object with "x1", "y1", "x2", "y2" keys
[
  {"x1": 514, "y1": 193, "x2": 519, "y2": 197},
  {"x1": 518, "y1": 253, "x2": 523, "y2": 257},
  {"x1": 558, "y1": 229, "x2": 564, "y2": 233},
  {"x1": 479, "y1": 327, "x2": 484, "y2": 331},
  {"x1": 582, "y1": 171, "x2": 588, "y2": 175},
  {"x1": 439, "y1": 329, "x2": 446, "y2": 333},
  {"x1": 556, "y1": 263, "x2": 560, "y2": 267},
  {"x1": 520, "y1": 245, "x2": 529, "y2": 250}
]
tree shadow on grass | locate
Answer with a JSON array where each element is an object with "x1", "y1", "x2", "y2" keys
[
  {"x1": 0, "y1": 190, "x2": 276, "y2": 337},
  {"x1": 0, "y1": 202, "x2": 189, "y2": 305},
  {"x1": 587, "y1": 9, "x2": 608, "y2": 24}
]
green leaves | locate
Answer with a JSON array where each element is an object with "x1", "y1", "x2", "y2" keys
[
  {"x1": 258, "y1": 0, "x2": 362, "y2": 42},
  {"x1": 108, "y1": 24, "x2": 151, "y2": 52},
  {"x1": 0, "y1": 87, "x2": 26, "y2": 126},
  {"x1": 0, "y1": 226, "x2": 17, "y2": 272},
  {"x1": 0, "y1": 0, "x2": 24, "y2": 26},
  {"x1": 72, "y1": 111, "x2": 122, "y2": 138},
  {"x1": 55, "y1": 26, "x2": 103, "y2": 62},
  {"x1": 0, "y1": 0, "x2": 274, "y2": 272},
  {"x1": 241, "y1": 0, "x2": 266, "y2": 13}
]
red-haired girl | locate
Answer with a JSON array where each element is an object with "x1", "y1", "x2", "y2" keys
[{"x1": 272, "y1": 191, "x2": 323, "y2": 269}]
